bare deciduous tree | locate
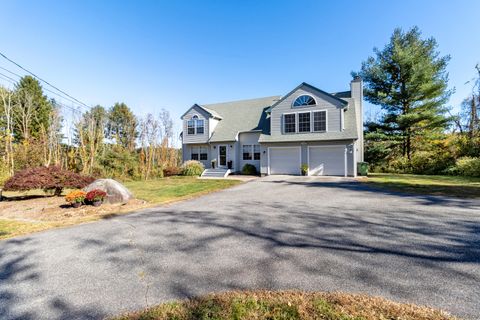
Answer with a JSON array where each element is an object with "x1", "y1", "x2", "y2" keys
[{"x1": 0, "y1": 87, "x2": 15, "y2": 175}]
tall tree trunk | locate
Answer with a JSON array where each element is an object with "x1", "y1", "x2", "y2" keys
[{"x1": 406, "y1": 128, "x2": 412, "y2": 161}]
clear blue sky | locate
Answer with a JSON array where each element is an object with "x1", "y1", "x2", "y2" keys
[{"x1": 1, "y1": 0, "x2": 479, "y2": 135}]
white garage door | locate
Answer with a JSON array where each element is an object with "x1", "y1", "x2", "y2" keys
[
  {"x1": 269, "y1": 147, "x2": 300, "y2": 175},
  {"x1": 308, "y1": 146, "x2": 346, "y2": 176}
]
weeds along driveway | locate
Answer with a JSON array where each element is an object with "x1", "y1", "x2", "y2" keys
[{"x1": 0, "y1": 175, "x2": 479, "y2": 320}]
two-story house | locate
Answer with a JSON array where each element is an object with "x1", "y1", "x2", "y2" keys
[{"x1": 181, "y1": 77, "x2": 363, "y2": 177}]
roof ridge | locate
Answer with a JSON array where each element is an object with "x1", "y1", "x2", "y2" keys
[{"x1": 202, "y1": 95, "x2": 281, "y2": 107}]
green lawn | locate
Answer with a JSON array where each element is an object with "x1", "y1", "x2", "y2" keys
[
  {"x1": 124, "y1": 176, "x2": 241, "y2": 204},
  {"x1": 363, "y1": 173, "x2": 480, "y2": 198},
  {"x1": 112, "y1": 290, "x2": 454, "y2": 320}
]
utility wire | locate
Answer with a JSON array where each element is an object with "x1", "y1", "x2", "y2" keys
[
  {"x1": 0, "y1": 67, "x2": 86, "y2": 113},
  {"x1": 0, "y1": 71, "x2": 83, "y2": 114},
  {"x1": 0, "y1": 51, "x2": 91, "y2": 110}
]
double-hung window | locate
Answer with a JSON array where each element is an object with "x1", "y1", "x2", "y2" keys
[
  {"x1": 298, "y1": 112, "x2": 311, "y2": 132},
  {"x1": 191, "y1": 147, "x2": 199, "y2": 160},
  {"x1": 283, "y1": 110, "x2": 327, "y2": 133},
  {"x1": 242, "y1": 144, "x2": 260, "y2": 160},
  {"x1": 284, "y1": 114, "x2": 296, "y2": 133},
  {"x1": 191, "y1": 146, "x2": 208, "y2": 160},
  {"x1": 242, "y1": 144, "x2": 253, "y2": 160},
  {"x1": 196, "y1": 119, "x2": 204, "y2": 134},
  {"x1": 313, "y1": 111, "x2": 327, "y2": 132},
  {"x1": 253, "y1": 145, "x2": 260, "y2": 160},
  {"x1": 187, "y1": 120, "x2": 195, "y2": 135},
  {"x1": 199, "y1": 146, "x2": 208, "y2": 160},
  {"x1": 187, "y1": 116, "x2": 204, "y2": 135}
]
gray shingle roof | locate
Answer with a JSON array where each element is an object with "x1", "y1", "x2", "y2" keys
[
  {"x1": 331, "y1": 91, "x2": 351, "y2": 98},
  {"x1": 201, "y1": 96, "x2": 281, "y2": 142},
  {"x1": 258, "y1": 98, "x2": 358, "y2": 143}
]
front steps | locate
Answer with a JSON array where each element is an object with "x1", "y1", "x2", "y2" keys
[{"x1": 201, "y1": 168, "x2": 231, "y2": 178}]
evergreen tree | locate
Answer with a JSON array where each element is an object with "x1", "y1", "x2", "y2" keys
[
  {"x1": 355, "y1": 26, "x2": 452, "y2": 161},
  {"x1": 14, "y1": 75, "x2": 53, "y2": 140},
  {"x1": 106, "y1": 102, "x2": 137, "y2": 151}
]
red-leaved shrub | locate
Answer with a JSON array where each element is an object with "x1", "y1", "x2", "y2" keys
[{"x1": 4, "y1": 166, "x2": 95, "y2": 196}]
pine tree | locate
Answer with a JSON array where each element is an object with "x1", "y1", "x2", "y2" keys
[
  {"x1": 106, "y1": 102, "x2": 137, "y2": 151},
  {"x1": 355, "y1": 26, "x2": 452, "y2": 161},
  {"x1": 14, "y1": 75, "x2": 53, "y2": 141}
]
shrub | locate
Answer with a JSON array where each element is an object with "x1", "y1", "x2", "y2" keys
[
  {"x1": 454, "y1": 157, "x2": 480, "y2": 177},
  {"x1": 163, "y1": 166, "x2": 182, "y2": 177},
  {"x1": 301, "y1": 164, "x2": 309, "y2": 176},
  {"x1": 65, "y1": 190, "x2": 87, "y2": 203},
  {"x1": 409, "y1": 151, "x2": 455, "y2": 175},
  {"x1": 242, "y1": 163, "x2": 257, "y2": 175},
  {"x1": 181, "y1": 160, "x2": 204, "y2": 176},
  {"x1": 4, "y1": 166, "x2": 95, "y2": 196},
  {"x1": 86, "y1": 189, "x2": 107, "y2": 202}
]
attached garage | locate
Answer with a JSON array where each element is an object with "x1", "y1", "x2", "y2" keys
[
  {"x1": 268, "y1": 147, "x2": 301, "y2": 175},
  {"x1": 308, "y1": 145, "x2": 346, "y2": 176}
]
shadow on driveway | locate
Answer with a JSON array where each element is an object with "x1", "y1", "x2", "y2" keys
[{"x1": 0, "y1": 176, "x2": 479, "y2": 319}]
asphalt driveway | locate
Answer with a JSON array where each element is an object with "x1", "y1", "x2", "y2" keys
[{"x1": 1, "y1": 176, "x2": 479, "y2": 319}]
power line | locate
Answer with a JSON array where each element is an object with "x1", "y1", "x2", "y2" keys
[
  {"x1": 0, "y1": 71, "x2": 17, "y2": 84},
  {"x1": 0, "y1": 51, "x2": 91, "y2": 110},
  {"x1": 0, "y1": 67, "x2": 87, "y2": 112},
  {"x1": 0, "y1": 71, "x2": 83, "y2": 115}
]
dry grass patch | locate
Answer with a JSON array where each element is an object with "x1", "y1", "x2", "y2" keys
[
  {"x1": 112, "y1": 290, "x2": 457, "y2": 320},
  {"x1": 0, "y1": 177, "x2": 241, "y2": 240}
]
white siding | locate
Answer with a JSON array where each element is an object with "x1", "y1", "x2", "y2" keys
[
  {"x1": 350, "y1": 79, "x2": 364, "y2": 162},
  {"x1": 182, "y1": 144, "x2": 210, "y2": 168},
  {"x1": 181, "y1": 106, "x2": 209, "y2": 144},
  {"x1": 270, "y1": 86, "x2": 344, "y2": 139},
  {"x1": 209, "y1": 142, "x2": 236, "y2": 170},
  {"x1": 209, "y1": 118, "x2": 219, "y2": 138},
  {"x1": 238, "y1": 132, "x2": 261, "y2": 173}
]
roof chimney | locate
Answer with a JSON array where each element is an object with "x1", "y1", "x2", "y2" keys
[{"x1": 350, "y1": 77, "x2": 364, "y2": 162}]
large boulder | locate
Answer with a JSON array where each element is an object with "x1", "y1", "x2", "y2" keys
[{"x1": 84, "y1": 179, "x2": 133, "y2": 204}]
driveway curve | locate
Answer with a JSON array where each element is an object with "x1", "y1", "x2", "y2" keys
[{"x1": 1, "y1": 176, "x2": 479, "y2": 319}]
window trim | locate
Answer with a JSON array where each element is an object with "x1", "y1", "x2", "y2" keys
[
  {"x1": 242, "y1": 144, "x2": 253, "y2": 160},
  {"x1": 292, "y1": 94, "x2": 317, "y2": 108},
  {"x1": 282, "y1": 110, "x2": 328, "y2": 134},
  {"x1": 298, "y1": 111, "x2": 311, "y2": 133},
  {"x1": 253, "y1": 145, "x2": 260, "y2": 160},
  {"x1": 187, "y1": 119, "x2": 195, "y2": 135},
  {"x1": 196, "y1": 119, "x2": 205, "y2": 134},
  {"x1": 186, "y1": 114, "x2": 205, "y2": 135},
  {"x1": 283, "y1": 112, "x2": 297, "y2": 134},
  {"x1": 312, "y1": 110, "x2": 328, "y2": 132},
  {"x1": 340, "y1": 109, "x2": 345, "y2": 131},
  {"x1": 242, "y1": 144, "x2": 261, "y2": 161},
  {"x1": 191, "y1": 146, "x2": 208, "y2": 161}
]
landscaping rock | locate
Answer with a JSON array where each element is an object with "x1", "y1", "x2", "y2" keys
[{"x1": 84, "y1": 179, "x2": 133, "y2": 204}]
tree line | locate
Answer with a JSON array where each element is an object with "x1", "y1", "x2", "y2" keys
[
  {"x1": 1, "y1": 26, "x2": 478, "y2": 181},
  {"x1": 0, "y1": 76, "x2": 179, "y2": 183},
  {"x1": 356, "y1": 26, "x2": 480, "y2": 176}
]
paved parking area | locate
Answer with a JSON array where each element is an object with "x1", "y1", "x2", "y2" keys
[{"x1": 1, "y1": 176, "x2": 479, "y2": 319}]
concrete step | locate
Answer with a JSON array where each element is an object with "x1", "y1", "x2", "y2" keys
[{"x1": 201, "y1": 169, "x2": 231, "y2": 178}]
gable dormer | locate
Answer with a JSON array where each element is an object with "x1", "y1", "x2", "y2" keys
[
  {"x1": 268, "y1": 83, "x2": 348, "y2": 138},
  {"x1": 181, "y1": 104, "x2": 222, "y2": 144}
]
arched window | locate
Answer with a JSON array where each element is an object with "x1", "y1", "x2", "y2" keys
[
  {"x1": 293, "y1": 95, "x2": 316, "y2": 107},
  {"x1": 192, "y1": 115, "x2": 198, "y2": 119}
]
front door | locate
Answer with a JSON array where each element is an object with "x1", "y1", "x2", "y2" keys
[{"x1": 218, "y1": 145, "x2": 227, "y2": 167}]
